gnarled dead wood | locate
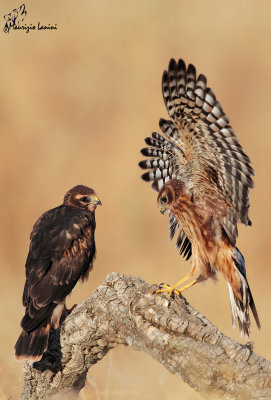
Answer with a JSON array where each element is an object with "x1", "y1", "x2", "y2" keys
[{"x1": 20, "y1": 272, "x2": 271, "y2": 400}]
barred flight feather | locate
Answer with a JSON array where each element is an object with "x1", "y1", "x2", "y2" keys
[
  {"x1": 160, "y1": 58, "x2": 254, "y2": 233},
  {"x1": 167, "y1": 212, "x2": 191, "y2": 260},
  {"x1": 138, "y1": 58, "x2": 259, "y2": 338},
  {"x1": 139, "y1": 130, "x2": 186, "y2": 194},
  {"x1": 139, "y1": 57, "x2": 253, "y2": 254}
]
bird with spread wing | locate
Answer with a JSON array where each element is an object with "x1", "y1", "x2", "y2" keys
[
  {"x1": 15, "y1": 185, "x2": 102, "y2": 361},
  {"x1": 139, "y1": 58, "x2": 260, "y2": 337}
]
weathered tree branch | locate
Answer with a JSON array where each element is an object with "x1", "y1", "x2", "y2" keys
[{"x1": 20, "y1": 273, "x2": 271, "y2": 400}]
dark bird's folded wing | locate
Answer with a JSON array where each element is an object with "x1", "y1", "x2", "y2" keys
[
  {"x1": 15, "y1": 185, "x2": 99, "y2": 361},
  {"x1": 23, "y1": 206, "x2": 96, "y2": 328}
]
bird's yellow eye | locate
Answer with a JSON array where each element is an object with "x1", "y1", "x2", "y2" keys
[{"x1": 160, "y1": 196, "x2": 167, "y2": 204}]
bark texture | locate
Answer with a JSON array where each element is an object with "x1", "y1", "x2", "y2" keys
[{"x1": 20, "y1": 272, "x2": 271, "y2": 400}]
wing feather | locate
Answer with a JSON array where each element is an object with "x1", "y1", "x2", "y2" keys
[
  {"x1": 23, "y1": 206, "x2": 95, "y2": 310},
  {"x1": 139, "y1": 126, "x2": 192, "y2": 259},
  {"x1": 168, "y1": 212, "x2": 192, "y2": 260},
  {"x1": 139, "y1": 58, "x2": 253, "y2": 252},
  {"x1": 161, "y1": 58, "x2": 254, "y2": 234},
  {"x1": 139, "y1": 131, "x2": 186, "y2": 192}
]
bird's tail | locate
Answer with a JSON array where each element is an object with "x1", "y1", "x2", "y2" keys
[
  {"x1": 227, "y1": 247, "x2": 261, "y2": 338},
  {"x1": 14, "y1": 309, "x2": 52, "y2": 361}
]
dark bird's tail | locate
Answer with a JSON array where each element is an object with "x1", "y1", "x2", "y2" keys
[
  {"x1": 227, "y1": 247, "x2": 261, "y2": 338},
  {"x1": 15, "y1": 320, "x2": 50, "y2": 361},
  {"x1": 14, "y1": 305, "x2": 54, "y2": 361}
]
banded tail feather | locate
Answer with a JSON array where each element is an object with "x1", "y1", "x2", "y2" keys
[{"x1": 227, "y1": 247, "x2": 260, "y2": 337}]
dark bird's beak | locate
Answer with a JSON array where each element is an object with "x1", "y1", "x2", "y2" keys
[{"x1": 159, "y1": 205, "x2": 166, "y2": 215}]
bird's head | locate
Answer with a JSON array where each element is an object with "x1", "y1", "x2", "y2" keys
[
  {"x1": 157, "y1": 179, "x2": 185, "y2": 215},
  {"x1": 157, "y1": 184, "x2": 174, "y2": 215},
  {"x1": 64, "y1": 185, "x2": 102, "y2": 212}
]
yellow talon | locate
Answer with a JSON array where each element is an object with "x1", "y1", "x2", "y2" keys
[
  {"x1": 155, "y1": 272, "x2": 194, "y2": 296},
  {"x1": 156, "y1": 283, "x2": 180, "y2": 297},
  {"x1": 155, "y1": 277, "x2": 198, "y2": 297}
]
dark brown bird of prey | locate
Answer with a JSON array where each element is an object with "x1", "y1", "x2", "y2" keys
[
  {"x1": 15, "y1": 185, "x2": 101, "y2": 361},
  {"x1": 139, "y1": 58, "x2": 260, "y2": 337}
]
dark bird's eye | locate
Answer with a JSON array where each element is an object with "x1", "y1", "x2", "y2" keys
[
  {"x1": 161, "y1": 196, "x2": 167, "y2": 203},
  {"x1": 80, "y1": 196, "x2": 89, "y2": 203}
]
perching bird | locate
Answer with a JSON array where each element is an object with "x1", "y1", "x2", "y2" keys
[
  {"x1": 15, "y1": 185, "x2": 102, "y2": 361},
  {"x1": 139, "y1": 58, "x2": 260, "y2": 337}
]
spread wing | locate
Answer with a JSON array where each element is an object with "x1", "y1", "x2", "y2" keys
[
  {"x1": 162, "y1": 59, "x2": 254, "y2": 241},
  {"x1": 22, "y1": 206, "x2": 96, "y2": 331},
  {"x1": 139, "y1": 123, "x2": 192, "y2": 260},
  {"x1": 140, "y1": 58, "x2": 254, "y2": 247}
]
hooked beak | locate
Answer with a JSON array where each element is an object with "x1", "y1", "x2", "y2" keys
[
  {"x1": 93, "y1": 195, "x2": 102, "y2": 206},
  {"x1": 159, "y1": 205, "x2": 166, "y2": 215}
]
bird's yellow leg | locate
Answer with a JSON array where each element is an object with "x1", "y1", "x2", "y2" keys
[
  {"x1": 156, "y1": 272, "x2": 193, "y2": 296},
  {"x1": 175, "y1": 279, "x2": 197, "y2": 294},
  {"x1": 174, "y1": 274, "x2": 206, "y2": 296}
]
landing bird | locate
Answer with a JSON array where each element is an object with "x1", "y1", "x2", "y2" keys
[
  {"x1": 139, "y1": 58, "x2": 260, "y2": 337},
  {"x1": 15, "y1": 185, "x2": 102, "y2": 361}
]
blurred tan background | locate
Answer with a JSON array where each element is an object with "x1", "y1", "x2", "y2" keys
[{"x1": 0, "y1": 1, "x2": 270, "y2": 399}]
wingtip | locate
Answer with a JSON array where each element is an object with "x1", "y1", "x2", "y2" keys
[
  {"x1": 141, "y1": 172, "x2": 151, "y2": 182},
  {"x1": 197, "y1": 73, "x2": 207, "y2": 85},
  {"x1": 177, "y1": 58, "x2": 186, "y2": 71},
  {"x1": 138, "y1": 160, "x2": 145, "y2": 169},
  {"x1": 187, "y1": 62, "x2": 196, "y2": 75},
  {"x1": 162, "y1": 69, "x2": 168, "y2": 83},
  {"x1": 168, "y1": 58, "x2": 177, "y2": 70},
  {"x1": 140, "y1": 147, "x2": 151, "y2": 157},
  {"x1": 144, "y1": 137, "x2": 153, "y2": 146},
  {"x1": 159, "y1": 118, "x2": 166, "y2": 129}
]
